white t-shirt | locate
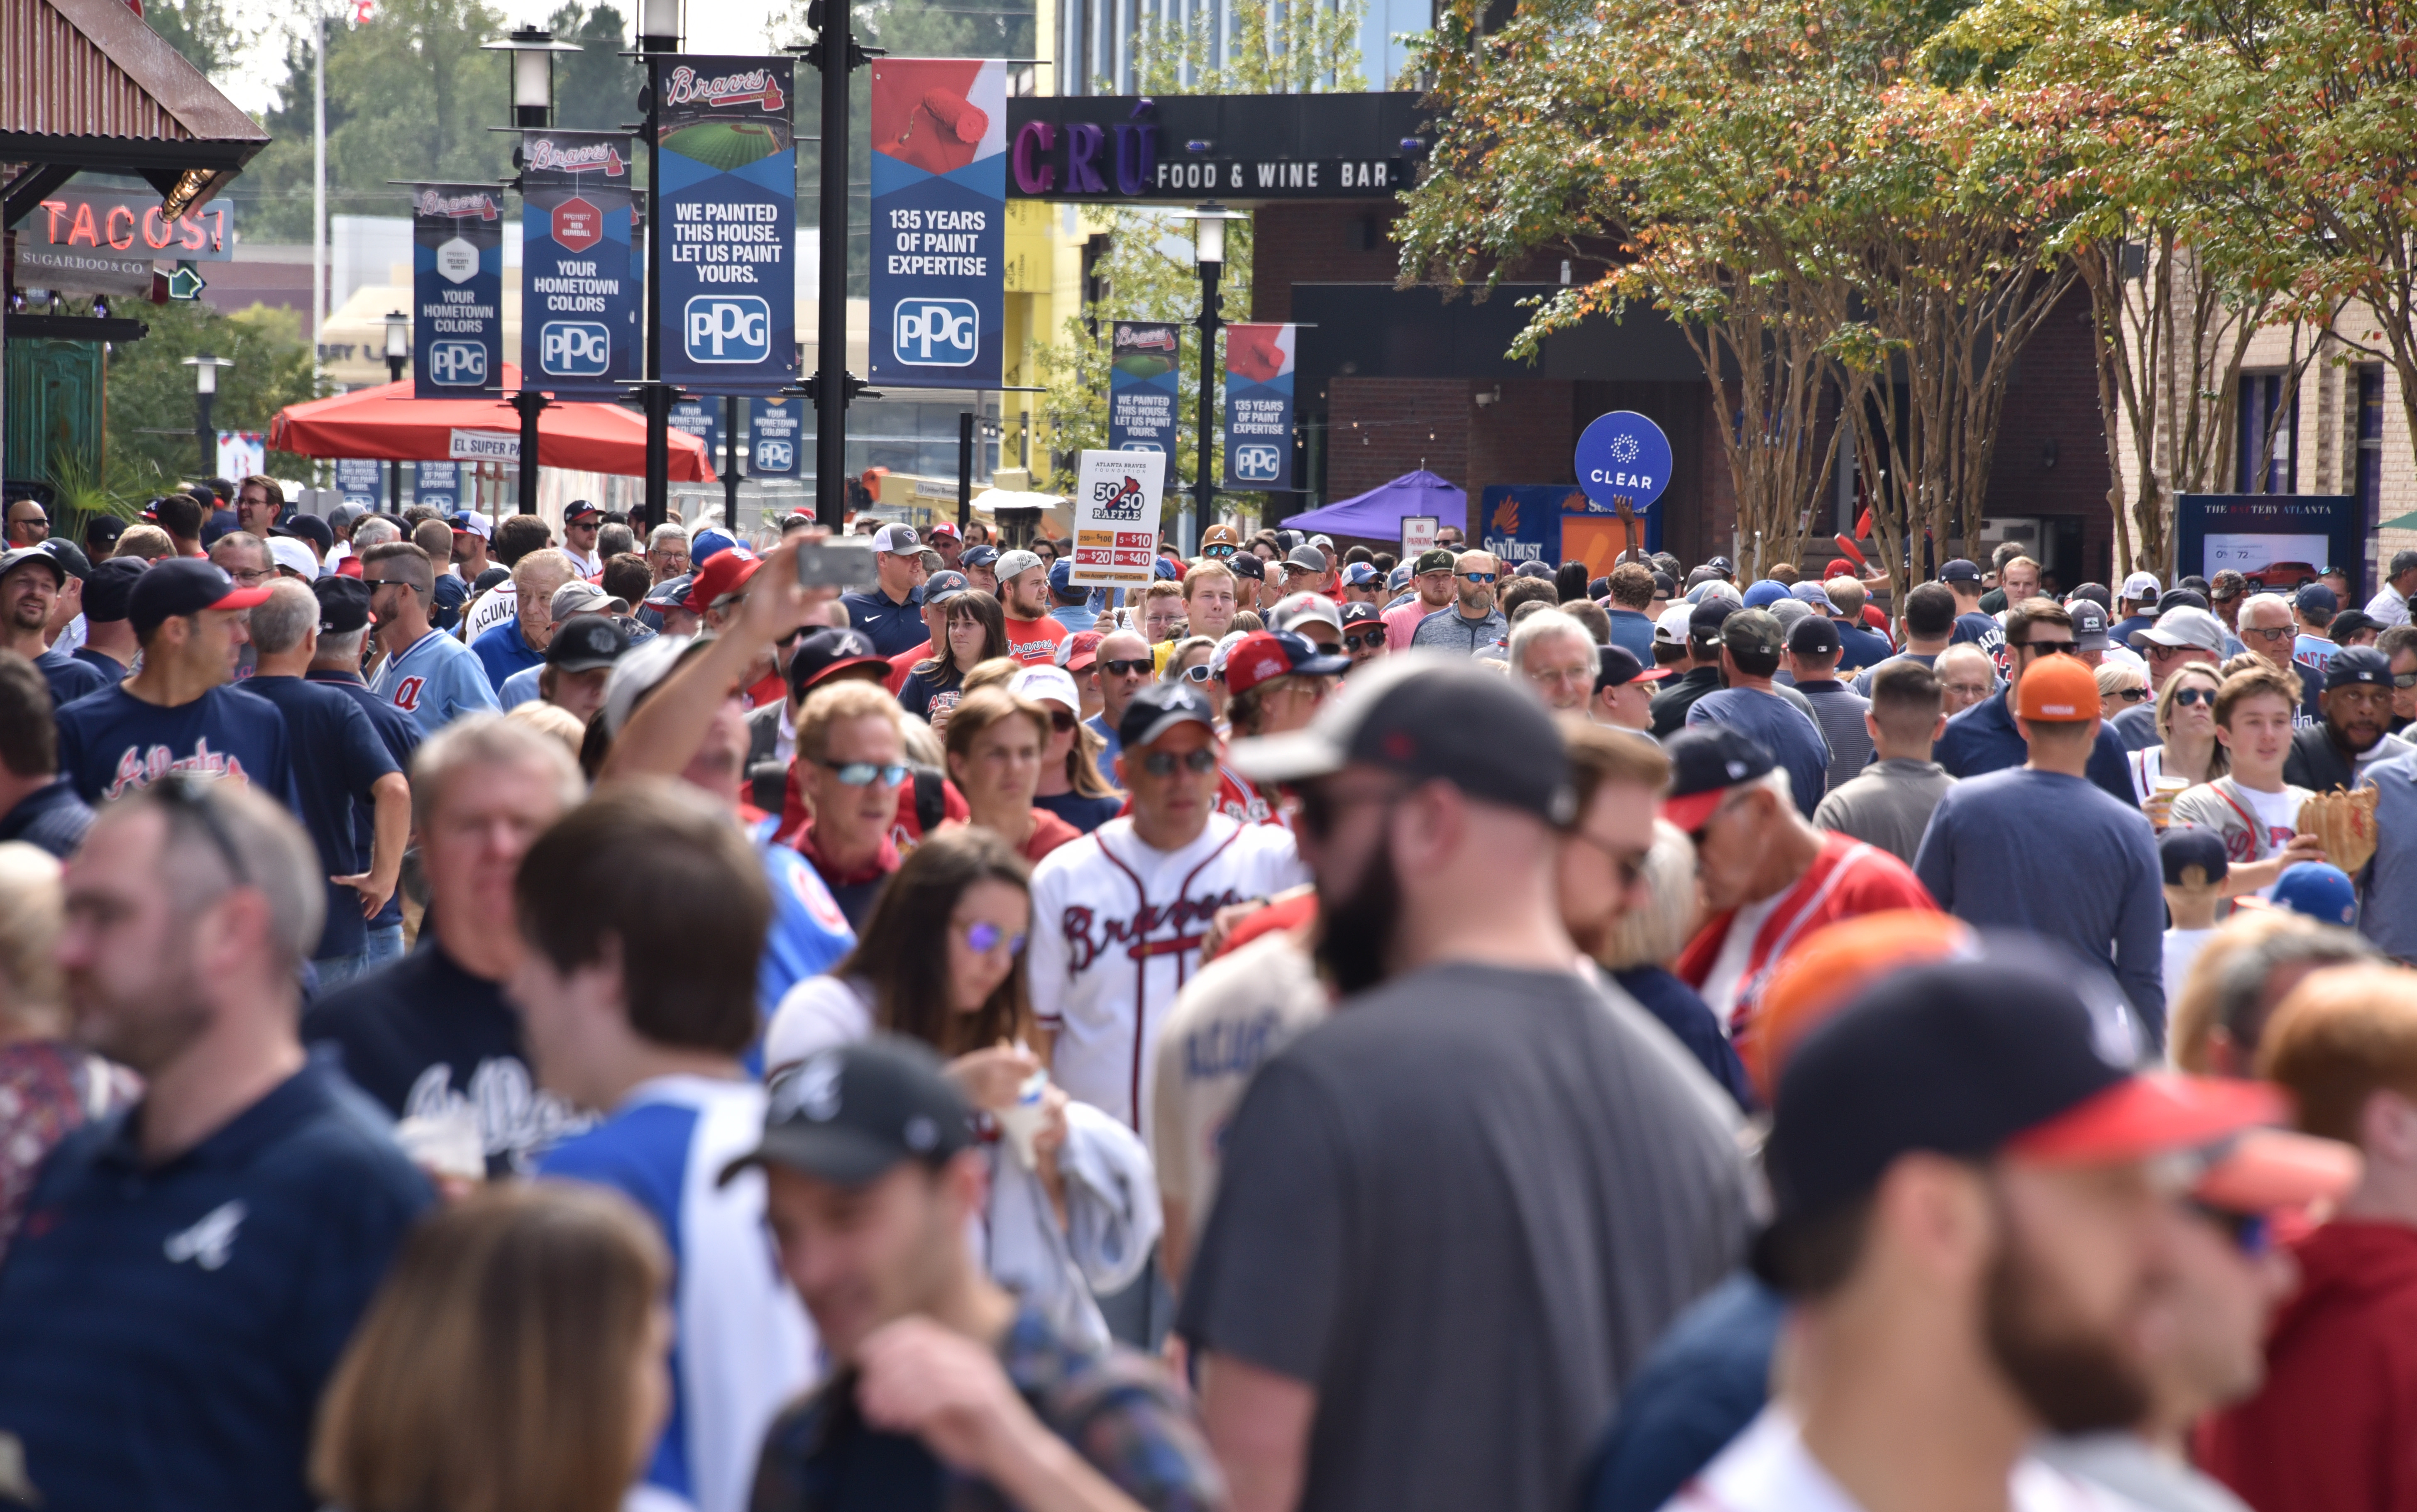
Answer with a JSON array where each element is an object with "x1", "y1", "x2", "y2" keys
[
  {"x1": 1026, "y1": 814, "x2": 1312, "y2": 1132},
  {"x1": 763, "y1": 974, "x2": 874, "y2": 1077},
  {"x1": 462, "y1": 578, "x2": 518, "y2": 642},
  {"x1": 1700, "y1": 892, "x2": 1784, "y2": 1026},
  {"x1": 2368, "y1": 586, "x2": 2411, "y2": 628},
  {"x1": 2164, "y1": 926, "x2": 2217, "y2": 1007},
  {"x1": 1662, "y1": 1406, "x2": 2150, "y2": 1512}
]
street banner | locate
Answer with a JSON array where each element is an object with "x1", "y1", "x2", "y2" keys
[
  {"x1": 450, "y1": 430, "x2": 520, "y2": 463},
  {"x1": 750, "y1": 396, "x2": 802, "y2": 475},
  {"x1": 1223, "y1": 322, "x2": 1295, "y2": 491},
  {"x1": 1573, "y1": 410, "x2": 1674, "y2": 511},
  {"x1": 520, "y1": 131, "x2": 638, "y2": 398},
  {"x1": 335, "y1": 458, "x2": 384, "y2": 509},
  {"x1": 410, "y1": 183, "x2": 505, "y2": 398},
  {"x1": 868, "y1": 58, "x2": 1007, "y2": 389},
  {"x1": 1479, "y1": 485, "x2": 1564, "y2": 568},
  {"x1": 653, "y1": 57, "x2": 799, "y2": 396},
  {"x1": 1107, "y1": 321, "x2": 1179, "y2": 454},
  {"x1": 668, "y1": 397, "x2": 723, "y2": 461},
  {"x1": 215, "y1": 431, "x2": 266, "y2": 479},
  {"x1": 1067, "y1": 449, "x2": 1166, "y2": 589},
  {"x1": 415, "y1": 461, "x2": 462, "y2": 510}
]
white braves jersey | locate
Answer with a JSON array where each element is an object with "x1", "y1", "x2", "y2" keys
[{"x1": 1027, "y1": 814, "x2": 1310, "y2": 1133}]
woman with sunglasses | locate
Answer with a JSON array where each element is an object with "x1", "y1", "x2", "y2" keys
[
  {"x1": 1161, "y1": 633, "x2": 1223, "y2": 725},
  {"x1": 2127, "y1": 662, "x2": 2229, "y2": 820},
  {"x1": 944, "y1": 686, "x2": 1083, "y2": 863},
  {"x1": 898, "y1": 588, "x2": 1006, "y2": 729},
  {"x1": 2096, "y1": 662, "x2": 2150, "y2": 722},
  {"x1": 760, "y1": 828, "x2": 1158, "y2": 1351},
  {"x1": 1015, "y1": 666, "x2": 1124, "y2": 833}
]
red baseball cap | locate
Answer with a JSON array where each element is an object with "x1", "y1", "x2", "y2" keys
[
  {"x1": 683, "y1": 547, "x2": 762, "y2": 613},
  {"x1": 1224, "y1": 630, "x2": 1348, "y2": 698}
]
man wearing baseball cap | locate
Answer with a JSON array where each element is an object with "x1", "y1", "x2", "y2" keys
[
  {"x1": 1184, "y1": 657, "x2": 1750, "y2": 1512},
  {"x1": 734, "y1": 1038, "x2": 1223, "y2": 1509},
  {"x1": 1409, "y1": 549, "x2": 1509, "y2": 655},
  {"x1": 52, "y1": 558, "x2": 297, "y2": 806},
  {"x1": 0, "y1": 546, "x2": 110, "y2": 708},
  {"x1": 2111, "y1": 568, "x2": 2165, "y2": 644},
  {"x1": 1047, "y1": 556, "x2": 1101, "y2": 633},
  {"x1": 1650, "y1": 599, "x2": 1734, "y2": 735},
  {"x1": 1938, "y1": 557, "x2": 2007, "y2": 661},
  {"x1": 841, "y1": 522, "x2": 929, "y2": 655},
  {"x1": 1224, "y1": 630, "x2": 1347, "y2": 743},
  {"x1": 1936, "y1": 597, "x2": 2138, "y2": 804},
  {"x1": 1684, "y1": 609, "x2": 1832, "y2": 816},
  {"x1": 1588, "y1": 642, "x2": 1667, "y2": 731},
  {"x1": 1916, "y1": 652, "x2": 2168, "y2": 1030},
  {"x1": 1688, "y1": 948, "x2": 2349, "y2": 1512},
  {"x1": 991, "y1": 547, "x2": 1068, "y2": 665},
  {"x1": 958, "y1": 542, "x2": 1000, "y2": 597},
  {"x1": 2111, "y1": 605, "x2": 2229, "y2": 751},
  {"x1": 558, "y1": 498, "x2": 605, "y2": 579},
  {"x1": 2284, "y1": 643, "x2": 2416, "y2": 790},
  {"x1": 445, "y1": 510, "x2": 494, "y2": 581},
  {"x1": 68, "y1": 555, "x2": 143, "y2": 681},
  {"x1": 1200, "y1": 521, "x2": 1241, "y2": 559}
]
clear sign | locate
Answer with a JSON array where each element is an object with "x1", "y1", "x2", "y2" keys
[
  {"x1": 749, "y1": 396, "x2": 802, "y2": 475},
  {"x1": 868, "y1": 59, "x2": 1007, "y2": 389},
  {"x1": 411, "y1": 183, "x2": 505, "y2": 398},
  {"x1": 1068, "y1": 449, "x2": 1166, "y2": 589},
  {"x1": 1574, "y1": 410, "x2": 1674, "y2": 511},
  {"x1": 1108, "y1": 321, "x2": 1179, "y2": 454},
  {"x1": 521, "y1": 131, "x2": 638, "y2": 399},
  {"x1": 1223, "y1": 323, "x2": 1295, "y2": 491},
  {"x1": 654, "y1": 57, "x2": 800, "y2": 396}
]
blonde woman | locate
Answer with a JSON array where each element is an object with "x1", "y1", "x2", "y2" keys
[
  {"x1": 2095, "y1": 661, "x2": 2149, "y2": 722},
  {"x1": 2126, "y1": 662, "x2": 2228, "y2": 821}
]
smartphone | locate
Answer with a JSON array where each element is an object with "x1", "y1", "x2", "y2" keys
[{"x1": 795, "y1": 535, "x2": 878, "y2": 589}]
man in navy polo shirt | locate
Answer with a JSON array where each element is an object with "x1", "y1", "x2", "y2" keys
[
  {"x1": 303, "y1": 576, "x2": 422, "y2": 967},
  {"x1": 840, "y1": 522, "x2": 929, "y2": 655},
  {"x1": 1934, "y1": 597, "x2": 2136, "y2": 806},
  {"x1": 51, "y1": 558, "x2": 296, "y2": 807},
  {"x1": 0, "y1": 778, "x2": 430, "y2": 1511},
  {"x1": 240, "y1": 580, "x2": 409, "y2": 986}
]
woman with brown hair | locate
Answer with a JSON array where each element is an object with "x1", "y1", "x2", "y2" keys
[
  {"x1": 898, "y1": 588, "x2": 1007, "y2": 729},
  {"x1": 943, "y1": 685, "x2": 1083, "y2": 863},
  {"x1": 312, "y1": 1182, "x2": 672, "y2": 1512},
  {"x1": 1014, "y1": 664, "x2": 1123, "y2": 833},
  {"x1": 761, "y1": 828, "x2": 1158, "y2": 1351}
]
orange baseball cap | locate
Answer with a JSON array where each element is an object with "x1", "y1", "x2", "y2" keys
[
  {"x1": 2016, "y1": 655, "x2": 2100, "y2": 722},
  {"x1": 1744, "y1": 910, "x2": 1975, "y2": 1102}
]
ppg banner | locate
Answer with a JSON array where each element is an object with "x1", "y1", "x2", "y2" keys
[
  {"x1": 1108, "y1": 321, "x2": 1179, "y2": 454},
  {"x1": 868, "y1": 59, "x2": 1006, "y2": 389},
  {"x1": 521, "y1": 131, "x2": 638, "y2": 398},
  {"x1": 750, "y1": 396, "x2": 802, "y2": 475},
  {"x1": 414, "y1": 461, "x2": 461, "y2": 510},
  {"x1": 1223, "y1": 323, "x2": 1295, "y2": 491},
  {"x1": 654, "y1": 57, "x2": 799, "y2": 396},
  {"x1": 411, "y1": 183, "x2": 505, "y2": 398},
  {"x1": 335, "y1": 458, "x2": 384, "y2": 509},
  {"x1": 668, "y1": 397, "x2": 723, "y2": 461}
]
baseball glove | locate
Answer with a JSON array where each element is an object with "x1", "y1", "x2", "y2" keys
[{"x1": 2298, "y1": 787, "x2": 2381, "y2": 874}]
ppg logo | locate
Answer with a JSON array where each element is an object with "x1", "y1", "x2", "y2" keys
[
  {"x1": 894, "y1": 299, "x2": 978, "y2": 367},
  {"x1": 1233, "y1": 444, "x2": 1283, "y2": 481},
  {"x1": 684, "y1": 296, "x2": 772, "y2": 363},
  {"x1": 1118, "y1": 441, "x2": 1163, "y2": 453},
  {"x1": 428, "y1": 341, "x2": 488, "y2": 386},
  {"x1": 540, "y1": 321, "x2": 611, "y2": 377},
  {"x1": 755, "y1": 439, "x2": 794, "y2": 470}
]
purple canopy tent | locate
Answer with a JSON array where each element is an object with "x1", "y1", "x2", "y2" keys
[{"x1": 1281, "y1": 469, "x2": 1466, "y2": 541}]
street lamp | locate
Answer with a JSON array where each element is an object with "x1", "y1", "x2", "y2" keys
[
  {"x1": 182, "y1": 352, "x2": 234, "y2": 477},
  {"x1": 384, "y1": 311, "x2": 409, "y2": 511},
  {"x1": 483, "y1": 26, "x2": 579, "y2": 129},
  {"x1": 1183, "y1": 203, "x2": 1244, "y2": 557},
  {"x1": 633, "y1": 0, "x2": 683, "y2": 532}
]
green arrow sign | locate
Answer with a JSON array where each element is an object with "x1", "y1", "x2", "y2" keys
[{"x1": 165, "y1": 265, "x2": 207, "y2": 301}]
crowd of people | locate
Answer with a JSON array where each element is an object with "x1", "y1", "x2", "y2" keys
[{"x1": 2, "y1": 475, "x2": 2416, "y2": 1512}]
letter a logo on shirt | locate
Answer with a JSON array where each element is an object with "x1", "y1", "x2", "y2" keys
[
  {"x1": 163, "y1": 1200, "x2": 247, "y2": 1271},
  {"x1": 392, "y1": 676, "x2": 426, "y2": 711}
]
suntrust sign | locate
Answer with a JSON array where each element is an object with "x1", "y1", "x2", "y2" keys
[{"x1": 1005, "y1": 92, "x2": 1426, "y2": 203}]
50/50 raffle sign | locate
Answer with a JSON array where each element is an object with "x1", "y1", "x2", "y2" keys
[
  {"x1": 1067, "y1": 450, "x2": 1166, "y2": 589},
  {"x1": 653, "y1": 57, "x2": 799, "y2": 395}
]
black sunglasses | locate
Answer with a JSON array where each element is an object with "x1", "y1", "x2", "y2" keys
[
  {"x1": 1343, "y1": 632, "x2": 1384, "y2": 653},
  {"x1": 1140, "y1": 747, "x2": 1219, "y2": 777},
  {"x1": 1100, "y1": 658, "x2": 1153, "y2": 677},
  {"x1": 1047, "y1": 708, "x2": 1077, "y2": 732},
  {"x1": 2170, "y1": 686, "x2": 2213, "y2": 707},
  {"x1": 2021, "y1": 639, "x2": 2077, "y2": 657}
]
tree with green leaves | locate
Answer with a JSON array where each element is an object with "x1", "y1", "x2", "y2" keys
[{"x1": 96, "y1": 298, "x2": 322, "y2": 493}]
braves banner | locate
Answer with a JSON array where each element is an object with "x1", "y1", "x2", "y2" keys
[
  {"x1": 1108, "y1": 321, "x2": 1179, "y2": 454},
  {"x1": 411, "y1": 183, "x2": 505, "y2": 398},
  {"x1": 868, "y1": 59, "x2": 1007, "y2": 389},
  {"x1": 1223, "y1": 322, "x2": 1295, "y2": 490},
  {"x1": 520, "y1": 131, "x2": 638, "y2": 398},
  {"x1": 654, "y1": 57, "x2": 799, "y2": 396},
  {"x1": 750, "y1": 396, "x2": 802, "y2": 475}
]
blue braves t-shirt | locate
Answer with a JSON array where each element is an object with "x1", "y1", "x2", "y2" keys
[
  {"x1": 53, "y1": 683, "x2": 298, "y2": 809},
  {"x1": 369, "y1": 628, "x2": 501, "y2": 736},
  {"x1": 34, "y1": 646, "x2": 113, "y2": 709},
  {"x1": 238, "y1": 677, "x2": 401, "y2": 962}
]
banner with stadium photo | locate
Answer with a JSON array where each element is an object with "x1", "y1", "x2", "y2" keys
[{"x1": 652, "y1": 56, "x2": 800, "y2": 396}]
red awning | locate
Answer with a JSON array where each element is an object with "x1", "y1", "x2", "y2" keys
[{"x1": 269, "y1": 366, "x2": 718, "y2": 481}]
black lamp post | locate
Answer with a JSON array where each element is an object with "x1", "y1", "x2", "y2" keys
[
  {"x1": 634, "y1": 0, "x2": 681, "y2": 534},
  {"x1": 491, "y1": 27, "x2": 577, "y2": 516},
  {"x1": 383, "y1": 310, "x2": 408, "y2": 511},
  {"x1": 1186, "y1": 203, "x2": 1238, "y2": 557},
  {"x1": 183, "y1": 352, "x2": 232, "y2": 477},
  {"x1": 809, "y1": 0, "x2": 872, "y2": 528}
]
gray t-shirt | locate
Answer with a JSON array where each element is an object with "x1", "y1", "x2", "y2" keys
[
  {"x1": 1176, "y1": 962, "x2": 1750, "y2": 1512},
  {"x1": 1796, "y1": 680, "x2": 1874, "y2": 794},
  {"x1": 1813, "y1": 757, "x2": 1956, "y2": 866},
  {"x1": 1409, "y1": 604, "x2": 1510, "y2": 655}
]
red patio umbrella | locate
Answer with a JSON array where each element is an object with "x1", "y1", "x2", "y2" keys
[{"x1": 268, "y1": 365, "x2": 718, "y2": 481}]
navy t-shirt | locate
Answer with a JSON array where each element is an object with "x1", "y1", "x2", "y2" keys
[
  {"x1": 1034, "y1": 789, "x2": 1124, "y2": 834},
  {"x1": 53, "y1": 683, "x2": 298, "y2": 809},
  {"x1": 307, "y1": 670, "x2": 423, "y2": 935},
  {"x1": 0, "y1": 1058, "x2": 430, "y2": 1512},
  {"x1": 239, "y1": 676, "x2": 401, "y2": 961},
  {"x1": 1833, "y1": 622, "x2": 1892, "y2": 672},
  {"x1": 1951, "y1": 610, "x2": 2005, "y2": 658},
  {"x1": 34, "y1": 646, "x2": 112, "y2": 709},
  {"x1": 1685, "y1": 686, "x2": 1832, "y2": 816}
]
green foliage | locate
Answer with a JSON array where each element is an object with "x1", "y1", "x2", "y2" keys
[
  {"x1": 1127, "y1": 0, "x2": 1365, "y2": 94},
  {"x1": 99, "y1": 298, "x2": 323, "y2": 492},
  {"x1": 144, "y1": 0, "x2": 242, "y2": 79}
]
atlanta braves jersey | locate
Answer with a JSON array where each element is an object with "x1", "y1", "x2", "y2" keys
[
  {"x1": 1027, "y1": 814, "x2": 1310, "y2": 1133},
  {"x1": 367, "y1": 626, "x2": 500, "y2": 736}
]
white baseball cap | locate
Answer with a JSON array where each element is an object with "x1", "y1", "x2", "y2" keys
[
  {"x1": 1654, "y1": 603, "x2": 1697, "y2": 646},
  {"x1": 2121, "y1": 570, "x2": 2162, "y2": 602},
  {"x1": 1271, "y1": 591, "x2": 1343, "y2": 635},
  {"x1": 1010, "y1": 664, "x2": 1081, "y2": 713},
  {"x1": 267, "y1": 536, "x2": 321, "y2": 580}
]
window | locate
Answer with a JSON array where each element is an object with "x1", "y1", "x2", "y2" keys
[
  {"x1": 2358, "y1": 366, "x2": 2385, "y2": 524},
  {"x1": 2238, "y1": 372, "x2": 2298, "y2": 494}
]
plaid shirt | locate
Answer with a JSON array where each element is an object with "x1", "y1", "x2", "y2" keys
[{"x1": 749, "y1": 1306, "x2": 1224, "y2": 1512}]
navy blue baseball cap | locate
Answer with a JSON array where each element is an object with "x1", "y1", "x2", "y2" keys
[
  {"x1": 1940, "y1": 558, "x2": 1984, "y2": 584},
  {"x1": 1661, "y1": 726, "x2": 1777, "y2": 831},
  {"x1": 2296, "y1": 583, "x2": 2339, "y2": 616},
  {"x1": 128, "y1": 558, "x2": 272, "y2": 638},
  {"x1": 2326, "y1": 645, "x2": 2392, "y2": 691},
  {"x1": 1596, "y1": 643, "x2": 1669, "y2": 691},
  {"x1": 1687, "y1": 598, "x2": 1737, "y2": 643},
  {"x1": 720, "y1": 1036, "x2": 975, "y2": 1187},
  {"x1": 2160, "y1": 826, "x2": 2229, "y2": 887},
  {"x1": 960, "y1": 545, "x2": 999, "y2": 569},
  {"x1": 81, "y1": 555, "x2": 148, "y2": 624},
  {"x1": 924, "y1": 569, "x2": 972, "y2": 604},
  {"x1": 643, "y1": 574, "x2": 694, "y2": 610},
  {"x1": 1118, "y1": 681, "x2": 1218, "y2": 750},
  {"x1": 312, "y1": 574, "x2": 376, "y2": 635}
]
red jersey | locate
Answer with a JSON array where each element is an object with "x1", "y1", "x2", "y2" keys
[{"x1": 1003, "y1": 615, "x2": 1068, "y2": 666}]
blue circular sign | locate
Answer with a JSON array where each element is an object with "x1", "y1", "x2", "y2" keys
[{"x1": 1574, "y1": 410, "x2": 1674, "y2": 511}]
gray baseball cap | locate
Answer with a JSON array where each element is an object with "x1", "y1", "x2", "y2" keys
[
  {"x1": 2131, "y1": 606, "x2": 2226, "y2": 657},
  {"x1": 995, "y1": 548, "x2": 1044, "y2": 583}
]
